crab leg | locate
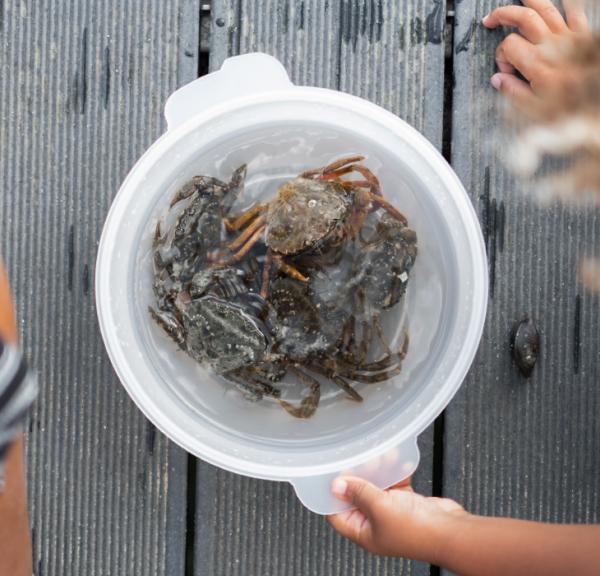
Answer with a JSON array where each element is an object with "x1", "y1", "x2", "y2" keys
[
  {"x1": 221, "y1": 373, "x2": 265, "y2": 402},
  {"x1": 341, "y1": 315, "x2": 355, "y2": 353},
  {"x1": 272, "y1": 255, "x2": 309, "y2": 282},
  {"x1": 369, "y1": 193, "x2": 408, "y2": 225},
  {"x1": 374, "y1": 314, "x2": 392, "y2": 356},
  {"x1": 260, "y1": 248, "x2": 273, "y2": 298},
  {"x1": 358, "y1": 320, "x2": 373, "y2": 364},
  {"x1": 306, "y1": 159, "x2": 381, "y2": 198},
  {"x1": 228, "y1": 225, "x2": 266, "y2": 262},
  {"x1": 323, "y1": 155, "x2": 366, "y2": 172},
  {"x1": 339, "y1": 313, "x2": 367, "y2": 365},
  {"x1": 336, "y1": 332, "x2": 410, "y2": 376},
  {"x1": 223, "y1": 370, "x2": 282, "y2": 400},
  {"x1": 340, "y1": 179, "x2": 369, "y2": 189},
  {"x1": 279, "y1": 366, "x2": 321, "y2": 419},
  {"x1": 148, "y1": 307, "x2": 186, "y2": 349},
  {"x1": 307, "y1": 363, "x2": 363, "y2": 402},
  {"x1": 331, "y1": 375, "x2": 363, "y2": 401},
  {"x1": 251, "y1": 379, "x2": 282, "y2": 398},
  {"x1": 344, "y1": 364, "x2": 404, "y2": 383},
  {"x1": 370, "y1": 332, "x2": 410, "y2": 367},
  {"x1": 227, "y1": 213, "x2": 267, "y2": 251},
  {"x1": 398, "y1": 331, "x2": 410, "y2": 357},
  {"x1": 153, "y1": 221, "x2": 163, "y2": 248},
  {"x1": 300, "y1": 155, "x2": 365, "y2": 178},
  {"x1": 353, "y1": 165, "x2": 381, "y2": 196},
  {"x1": 319, "y1": 166, "x2": 357, "y2": 181},
  {"x1": 337, "y1": 353, "x2": 400, "y2": 374},
  {"x1": 224, "y1": 203, "x2": 267, "y2": 232},
  {"x1": 347, "y1": 291, "x2": 370, "y2": 364}
]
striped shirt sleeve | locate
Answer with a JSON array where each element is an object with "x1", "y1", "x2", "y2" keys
[{"x1": 0, "y1": 339, "x2": 37, "y2": 462}]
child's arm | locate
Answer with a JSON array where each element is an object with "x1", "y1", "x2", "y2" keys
[
  {"x1": 482, "y1": 0, "x2": 591, "y2": 109},
  {"x1": 0, "y1": 265, "x2": 33, "y2": 576},
  {"x1": 328, "y1": 476, "x2": 600, "y2": 576},
  {"x1": 442, "y1": 515, "x2": 600, "y2": 576}
]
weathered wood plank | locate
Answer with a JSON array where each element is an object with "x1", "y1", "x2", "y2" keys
[
  {"x1": 196, "y1": 1, "x2": 447, "y2": 574},
  {"x1": 338, "y1": 0, "x2": 446, "y2": 146},
  {"x1": 0, "y1": 1, "x2": 200, "y2": 574},
  {"x1": 444, "y1": 3, "x2": 600, "y2": 573}
]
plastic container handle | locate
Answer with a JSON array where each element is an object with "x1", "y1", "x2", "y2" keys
[
  {"x1": 290, "y1": 437, "x2": 420, "y2": 515},
  {"x1": 164, "y1": 53, "x2": 294, "y2": 131}
]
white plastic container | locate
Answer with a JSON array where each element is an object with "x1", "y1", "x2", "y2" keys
[{"x1": 96, "y1": 53, "x2": 488, "y2": 515}]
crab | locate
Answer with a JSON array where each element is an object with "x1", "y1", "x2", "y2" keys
[
  {"x1": 340, "y1": 212, "x2": 418, "y2": 364},
  {"x1": 268, "y1": 277, "x2": 346, "y2": 361},
  {"x1": 152, "y1": 164, "x2": 247, "y2": 310},
  {"x1": 265, "y1": 277, "x2": 360, "y2": 404},
  {"x1": 177, "y1": 294, "x2": 271, "y2": 373},
  {"x1": 149, "y1": 166, "x2": 248, "y2": 350},
  {"x1": 219, "y1": 156, "x2": 408, "y2": 296},
  {"x1": 169, "y1": 266, "x2": 272, "y2": 373}
]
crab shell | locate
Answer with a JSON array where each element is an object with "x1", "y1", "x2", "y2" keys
[
  {"x1": 352, "y1": 215, "x2": 418, "y2": 310},
  {"x1": 181, "y1": 295, "x2": 270, "y2": 373},
  {"x1": 266, "y1": 178, "x2": 351, "y2": 255},
  {"x1": 269, "y1": 277, "x2": 349, "y2": 362}
]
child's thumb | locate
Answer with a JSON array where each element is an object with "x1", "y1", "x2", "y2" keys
[{"x1": 333, "y1": 477, "x2": 383, "y2": 516}]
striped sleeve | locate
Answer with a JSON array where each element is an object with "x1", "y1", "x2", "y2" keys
[{"x1": 0, "y1": 339, "x2": 37, "y2": 462}]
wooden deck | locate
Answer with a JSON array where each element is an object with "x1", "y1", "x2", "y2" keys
[{"x1": 0, "y1": 1, "x2": 598, "y2": 575}]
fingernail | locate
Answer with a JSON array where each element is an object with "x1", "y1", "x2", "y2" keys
[
  {"x1": 332, "y1": 478, "x2": 348, "y2": 497},
  {"x1": 491, "y1": 74, "x2": 502, "y2": 90},
  {"x1": 482, "y1": 13, "x2": 490, "y2": 25}
]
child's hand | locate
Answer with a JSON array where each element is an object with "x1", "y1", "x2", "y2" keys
[
  {"x1": 327, "y1": 476, "x2": 467, "y2": 561},
  {"x1": 483, "y1": 0, "x2": 591, "y2": 108}
]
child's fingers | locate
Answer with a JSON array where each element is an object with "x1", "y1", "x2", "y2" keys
[
  {"x1": 491, "y1": 73, "x2": 538, "y2": 110},
  {"x1": 482, "y1": 6, "x2": 551, "y2": 44},
  {"x1": 329, "y1": 477, "x2": 381, "y2": 549},
  {"x1": 562, "y1": 0, "x2": 591, "y2": 34},
  {"x1": 327, "y1": 507, "x2": 370, "y2": 546},
  {"x1": 522, "y1": 0, "x2": 568, "y2": 33},
  {"x1": 495, "y1": 33, "x2": 537, "y2": 81},
  {"x1": 497, "y1": 60, "x2": 516, "y2": 74},
  {"x1": 331, "y1": 476, "x2": 384, "y2": 519}
]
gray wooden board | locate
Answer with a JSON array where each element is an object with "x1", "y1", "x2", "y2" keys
[
  {"x1": 444, "y1": 2, "x2": 600, "y2": 573},
  {"x1": 197, "y1": 1, "x2": 447, "y2": 575},
  {"x1": 0, "y1": 1, "x2": 200, "y2": 574}
]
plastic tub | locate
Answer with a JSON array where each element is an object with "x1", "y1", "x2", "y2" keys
[{"x1": 96, "y1": 53, "x2": 487, "y2": 514}]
